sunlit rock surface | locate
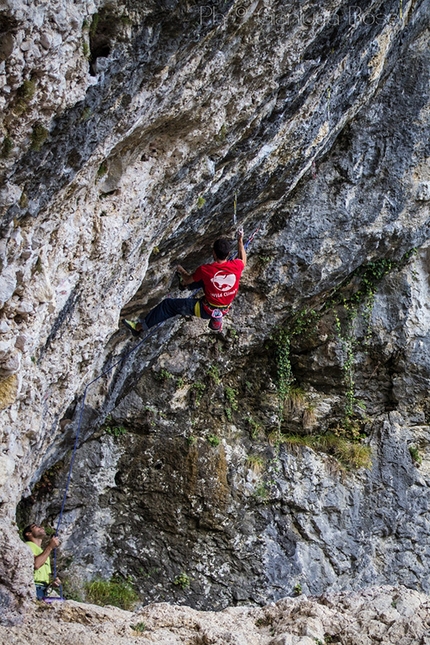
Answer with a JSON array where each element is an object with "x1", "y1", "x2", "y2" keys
[{"x1": 1, "y1": 586, "x2": 429, "y2": 645}]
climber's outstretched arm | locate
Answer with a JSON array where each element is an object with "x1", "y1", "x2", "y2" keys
[
  {"x1": 177, "y1": 265, "x2": 195, "y2": 285},
  {"x1": 237, "y1": 230, "x2": 247, "y2": 267}
]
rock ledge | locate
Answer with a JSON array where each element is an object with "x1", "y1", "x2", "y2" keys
[{"x1": 1, "y1": 585, "x2": 429, "y2": 645}]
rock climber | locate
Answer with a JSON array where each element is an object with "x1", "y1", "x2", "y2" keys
[
  {"x1": 23, "y1": 523, "x2": 61, "y2": 600},
  {"x1": 123, "y1": 231, "x2": 247, "y2": 334}
]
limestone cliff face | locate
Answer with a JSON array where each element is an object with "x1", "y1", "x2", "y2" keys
[{"x1": 1, "y1": 0, "x2": 430, "y2": 625}]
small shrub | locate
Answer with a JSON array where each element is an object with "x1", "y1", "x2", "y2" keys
[
  {"x1": 130, "y1": 622, "x2": 146, "y2": 633},
  {"x1": 247, "y1": 416, "x2": 262, "y2": 439},
  {"x1": 81, "y1": 106, "x2": 92, "y2": 121},
  {"x1": 207, "y1": 364, "x2": 221, "y2": 385},
  {"x1": 1, "y1": 137, "x2": 13, "y2": 158},
  {"x1": 217, "y1": 123, "x2": 227, "y2": 141},
  {"x1": 282, "y1": 433, "x2": 371, "y2": 470},
  {"x1": 90, "y1": 12, "x2": 100, "y2": 37},
  {"x1": 30, "y1": 123, "x2": 49, "y2": 151},
  {"x1": 157, "y1": 368, "x2": 173, "y2": 382},
  {"x1": 224, "y1": 385, "x2": 238, "y2": 421},
  {"x1": 120, "y1": 14, "x2": 133, "y2": 26},
  {"x1": 85, "y1": 577, "x2": 138, "y2": 610},
  {"x1": 246, "y1": 454, "x2": 264, "y2": 473},
  {"x1": 258, "y1": 254, "x2": 273, "y2": 266},
  {"x1": 19, "y1": 192, "x2": 28, "y2": 208},
  {"x1": 192, "y1": 381, "x2": 205, "y2": 406},
  {"x1": 317, "y1": 434, "x2": 367, "y2": 468},
  {"x1": 207, "y1": 434, "x2": 220, "y2": 447},
  {"x1": 105, "y1": 425, "x2": 127, "y2": 438},
  {"x1": 293, "y1": 582, "x2": 302, "y2": 595},
  {"x1": 409, "y1": 445, "x2": 422, "y2": 466},
  {"x1": 332, "y1": 417, "x2": 363, "y2": 441},
  {"x1": 18, "y1": 79, "x2": 36, "y2": 101},
  {"x1": 197, "y1": 196, "x2": 206, "y2": 208},
  {"x1": 254, "y1": 482, "x2": 269, "y2": 501},
  {"x1": 267, "y1": 429, "x2": 281, "y2": 446},
  {"x1": 285, "y1": 385, "x2": 306, "y2": 412},
  {"x1": 173, "y1": 572, "x2": 190, "y2": 589},
  {"x1": 15, "y1": 79, "x2": 36, "y2": 114},
  {"x1": 97, "y1": 161, "x2": 108, "y2": 177},
  {"x1": 225, "y1": 386, "x2": 238, "y2": 410}
]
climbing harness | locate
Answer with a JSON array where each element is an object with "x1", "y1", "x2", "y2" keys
[
  {"x1": 201, "y1": 299, "x2": 230, "y2": 315},
  {"x1": 52, "y1": 224, "x2": 260, "y2": 585},
  {"x1": 201, "y1": 300, "x2": 230, "y2": 332}
]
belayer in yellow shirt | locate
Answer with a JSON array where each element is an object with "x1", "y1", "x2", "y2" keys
[{"x1": 23, "y1": 523, "x2": 61, "y2": 600}]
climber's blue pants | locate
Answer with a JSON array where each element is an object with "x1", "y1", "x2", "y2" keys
[{"x1": 140, "y1": 297, "x2": 211, "y2": 329}]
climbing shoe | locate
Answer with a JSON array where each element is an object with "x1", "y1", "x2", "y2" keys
[
  {"x1": 122, "y1": 319, "x2": 144, "y2": 337},
  {"x1": 208, "y1": 309, "x2": 223, "y2": 331}
]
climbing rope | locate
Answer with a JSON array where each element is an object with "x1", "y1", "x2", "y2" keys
[
  {"x1": 233, "y1": 192, "x2": 238, "y2": 226},
  {"x1": 52, "y1": 224, "x2": 260, "y2": 581},
  {"x1": 244, "y1": 225, "x2": 259, "y2": 249}
]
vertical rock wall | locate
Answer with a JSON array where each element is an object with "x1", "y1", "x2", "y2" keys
[
  {"x1": 23, "y1": 191, "x2": 430, "y2": 612},
  {"x1": 1, "y1": 0, "x2": 430, "y2": 623}
]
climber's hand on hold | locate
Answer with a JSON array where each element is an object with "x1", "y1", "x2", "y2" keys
[{"x1": 176, "y1": 265, "x2": 194, "y2": 285}]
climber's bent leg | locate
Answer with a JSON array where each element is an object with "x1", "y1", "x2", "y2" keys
[{"x1": 140, "y1": 297, "x2": 210, "y2": 329}]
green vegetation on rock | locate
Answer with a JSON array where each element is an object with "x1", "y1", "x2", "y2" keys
[{"x1": 85, "y1": 577, "x2": 139, "y2": 610}]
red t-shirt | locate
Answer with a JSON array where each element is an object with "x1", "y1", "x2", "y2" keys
[{"x1": 193, "y1": 259, "x2": 245, "y2": 307}]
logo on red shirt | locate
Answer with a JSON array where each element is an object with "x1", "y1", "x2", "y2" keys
[{"x1": 210, "y1": 272, "x2": 237, "y2": 292}]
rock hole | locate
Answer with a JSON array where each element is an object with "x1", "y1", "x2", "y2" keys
[
  {"x1": 0, "y1": 15, "x2": 18, "y2": 63},
  {"x1": 89, "y1": 8, "x2": 122, "y2": 76}
]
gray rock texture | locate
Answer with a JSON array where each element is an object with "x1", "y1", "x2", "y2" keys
[
  {"x1": 0, "y1": 585, "x2": 429, "y2": 645},
  {"x1": 1, "y1": 0, "x2": 430, "y2": 627}
]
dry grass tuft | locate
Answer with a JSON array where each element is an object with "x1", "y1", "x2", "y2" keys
[{"x1": 0, "y1": 374, "x2": 18, "y2": 411}]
